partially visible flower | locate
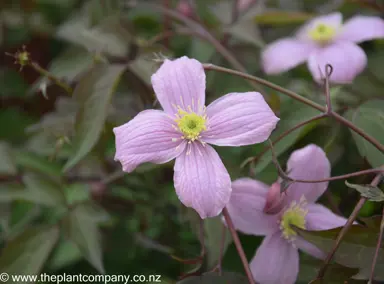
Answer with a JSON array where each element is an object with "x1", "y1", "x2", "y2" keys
[
  {"x1": 114, "y1": 57, "x2": 279, "y2": 219},
  {"x1": 262, "y1": 13, "x2": 384, "y2": 83},
  {"x1": 226, "y1": 145, "x2": 347, "y2": 284}
]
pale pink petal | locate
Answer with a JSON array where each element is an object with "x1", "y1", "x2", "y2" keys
[
  {"x1": 226, "y1": 178, "x2": 279, "y2": 235},
  {"x1": 285, "y1": 144, "x2": 330, "y2": 204},
  {"x1": 173, "y1": 143, "x2": 231, "y2": 219},
  {"x1": 151, "y1": 56, "x2": 206, "y2": 116},
  {"x1": 295, "y1": 236, "x2": 326, "y2": 259},
  {"x1": 338, "y1": 16, "x2": 384, "y2": 43},
  {"x1": 113, "y1": 110, "x2": 186, "y2": 173},
  {"x1": 261, "y1": 38, "x2": 317, "y2": 74},
  {"x1": 250, "y1": 233, "x2": 299, "y2": 284},
  {"x1": 203, "y1": 92, "x2": 279, "y2": 146},
  {"x1": 306, "y1": 203, "x2": 347, "y2": 231},
  {"x1": 296, "y1": 12, "x2": 343, "y2": 40},
  {"x1": 307, "y1": 42, "x2": 367, "y2": 83}
]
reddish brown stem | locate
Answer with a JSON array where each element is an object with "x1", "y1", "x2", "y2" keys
[
  {"x1": 369, "y1": 204, "x2": 384, "y2": 282},
  {"x1": 316, "y1": 172, "x2": 383, "y2": 280},
  {"x1": 223, "y1": 208, "x2": 255, "y2": 284}
]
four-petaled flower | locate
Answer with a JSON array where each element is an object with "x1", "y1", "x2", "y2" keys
[
  {"x1": 262, "y1": 13, "x2": 384, "y2": 83},
  {"x1": 226, "y1": 144, "x2": 348, "y2": 284},
  {"x1": 113, "y1": 57, "x2": 279, "y2": 219}
]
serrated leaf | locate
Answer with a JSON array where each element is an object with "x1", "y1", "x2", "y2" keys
[
  {"x1": 57, "y1": 14, "x2": 133, "y2": 57},
  {"x1": 297, "y1": 218, "x2": 384, "y2": 281},
  {"x1": 345, "y1": 100, "x2": 384, "y2": 168},
  {"x1": 62, "y1": 203, "x2": 106, "y2": 273},
  {"x1": 176, "y1": 271, "x2": 248, "y2": 283},
  {"x1": 64, "y1": 63, "x2": 127, "y2": 171},
  {"x1": 0, "y1": 141, "x2": 17, "y2": 175},
  {"x1": 204, "y1": 216, "x2": 232, "y2": 268},
  {"x1": 0, "y1": 226, "x2": 59, "y2": 277},
  {"x1": 345, "y1": 181, "x2": 384, "y2": 202}
]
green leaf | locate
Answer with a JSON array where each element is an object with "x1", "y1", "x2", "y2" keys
[
  {"x1": 297, "y1": 218, "x2": 384, "y2": 281},
  {"x1": 63, "y1": 63, "x2": 127, "y2": 171},
  {"x1": 254, "y1": 11, "x2": 314, "y2": 25},
  {"x1": 57, "y1": 14, "x2": 133, "y2": 58},
  {"x1": 0, "y1": 141, "x2": 17, "y2": 175},
  {"x1": 48, "y1": 238, "x2": 82, "y2": 271},
  {"x1": 176, "y1": 271, "x2": 248, "y2": 283},
  {"x1": 62, "y1": 203, "x2": 106, "y2": 273},
  {"x1": 345, "y1": 100, "x2": 384, "y2": 168},
  {"x1": 0, "y1": 226, "x2": 59, "y2": 277},
  {"x1": 204, "y1": 216, "x2": 232, "y2": 268},
  {"x1": 0, "y1": 173, "x2": 66, "y2": 207},
  {"x1": 297, "y1": 254, "x2": 359, "y2": 283},
  {"x1": 253, "y1": 100, "x2": 322, "y2": 173},
  {"x1": 345, "y1": 181, "x2": 384, "y2": 202},
  {"x1": 14, "y1": 150, "x2": 62, "y2": 179},
  {"x1": 30, "y1": 47, "x2": 94, "y2": 93}
]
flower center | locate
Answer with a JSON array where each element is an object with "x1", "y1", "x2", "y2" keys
[
  {"x1": 175, "y1": 110, "x2": 207, "y2": 141},
  {"x1": 280, "y1": 196, "x2": 308, "y2": 241},
  {"x1": 309, "y1": 23, "x2": 337, "y2": 44}
]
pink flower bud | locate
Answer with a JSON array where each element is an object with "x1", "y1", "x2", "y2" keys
[{"x1": 264, "y1": 182, "x2": 284, "y2": 214}]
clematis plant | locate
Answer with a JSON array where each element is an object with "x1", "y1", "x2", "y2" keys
[
  {"x1": 226, "y1": 145, "x2": 348, "y2": 284},
  {"x1": 262, "y1": 13, "x2": 384, "y2": 83},
  {"x1": 113, "y1": 57, "x2": 279, "y2": 219}
]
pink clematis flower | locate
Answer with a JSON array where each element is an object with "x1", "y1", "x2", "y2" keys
[
  {"x1": 262, "y1": 13, "x2": 384, "y2": 83},
  {"x1": 113, "y1": 57, "x2": 279, "y2": 219},
  {"x1": 226, "y1": 144, "x2": 348, "y2": 284}
]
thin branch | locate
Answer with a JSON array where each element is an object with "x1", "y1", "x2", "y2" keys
[
  {"x1": 162, "y1": 0, "x2": 171, "y2": 48},
  {"x1": 324, "y1": 64, "x2": 333, "y2": 114},
  {"x1": 286, "y1": 168, "x2": 384, "y2": 184},
  {"x1": 316, "y1": 172, "x2": 383, "y2": 280},
  {"x1": 241, "y1": 114, "x2": 327, "y2": 168},
  {"x1": 222, "y1": 208, "x2": 255, "y2": 284},
  {"x1": 202, "y1": 63, "x2": 384, "y2": 154},
  {"x1": 369, "y1": 204, "x2": 384, "y2": 283}
]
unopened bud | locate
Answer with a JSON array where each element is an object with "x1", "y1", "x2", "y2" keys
[{"x1": 264, "y1": 182, "x2": 284, "y2": 214}]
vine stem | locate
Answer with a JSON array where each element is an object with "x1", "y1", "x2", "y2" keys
[
  {"x1": 369, "y1": 205, "x2": 384, "y2": 283},
  {"x1": 315, "y1": 171, "x2": 383, "y2": 280},
  {"x1": 241, "y1": 114, "x2": 327, "y2": 168},
  {"x1": 222, "y1": 208, "x2": 255, "y2": 284},
  {"x1": 162, "y1": 0, "x2": 171, "y2": 48},
  {"x1": 202, "y1": 63, "x2": 384, "y2": 154}
]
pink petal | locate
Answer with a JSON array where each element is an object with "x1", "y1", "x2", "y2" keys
[
  {"x1": 306, "y1": 203, "x2": 347, "y2": 231},
  {"x1": 203, "y1": 92, "x2": 279, "y2": 146},
  {"x1": 113, "y1": 110, "x2": 186, "y2": 172},
  {"x1": 295, "y1": 236, "x2": 326, "y2": 259},
  {"x1": 151, "y1": 56, "x2": 206, "y2": 116},
  {"x1": 261, "y1": 38, "x2": 317, "y2": 74},
  {"x1": 296, "y1": 12, "x2": 343, "y2": 40},
  {"x1": 250, "y1": 233, "x2": 299, "y2": 284},
  {"x1": 285, "y1": 144, "x2": 330, "y2": 204},
  {"x1": 173, "y1": 143, "x2": 231, "y2": 219},
  {"x1": 338, "y1": 16, "x2": 384, "y2": 43},
  {"x1": 307, "y1": 42, "x2": 367, "y2": 83},
  {"x1": 226, "y1": 178, "x2": 279, "y2": 235}
]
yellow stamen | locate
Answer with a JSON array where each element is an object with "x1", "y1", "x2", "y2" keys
[
  {"x1": 309, "y1": 23, "x2": 337, "y2": 44},
  {"x1": 280, "y1": 196, "x2": 308, "y2": 241},
  {"x1": 175, "y1": 108, "x2": 207, "y2": 141}
]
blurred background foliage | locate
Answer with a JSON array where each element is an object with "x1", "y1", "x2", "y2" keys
[{"x1": 0, "y1": 0, "x2": 383, "y2": 283}]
